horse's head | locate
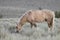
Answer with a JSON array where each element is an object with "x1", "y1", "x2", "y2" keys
[{"x1": 16, "y1": 24, "x2": 22, "y2": 33}]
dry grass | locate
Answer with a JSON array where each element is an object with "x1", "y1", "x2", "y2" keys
[{"x1": 0, "y1": 18, "x2": 60, "y2": 40}]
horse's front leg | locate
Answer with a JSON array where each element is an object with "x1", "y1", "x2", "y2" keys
[
  {"x1": 30, "y1": 23, "x2": 37, "y2": 28},
  {"x1": 34, "y1": 23, "x2": 37, "y2": 27},
  {"x1": 30, "y1": 23, "x2": 33, "y2": 28}
]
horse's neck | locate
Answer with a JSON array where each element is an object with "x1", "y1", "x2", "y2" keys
[{"x1": 19, "y1": 16, "x2": 27, "y2": 26}]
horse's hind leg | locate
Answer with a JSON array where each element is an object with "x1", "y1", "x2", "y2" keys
[
  {"x1": 48, "y1": 22, "x2": 52, "y2": 32},
  {"x1": 47, "y1": 18, "x2": 54, "y2": 33},
  {"x1": 51, "y1": 17, "x2": 54, "y2": 32}
]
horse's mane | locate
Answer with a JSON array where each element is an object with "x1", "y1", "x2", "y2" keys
[{"x1": 17, "y1": 10, "x2": 32, "y2": 23}]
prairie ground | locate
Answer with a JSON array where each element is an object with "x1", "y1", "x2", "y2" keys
[{"x1": 0, "y1": 18, "x2": 60, "y2": 40}]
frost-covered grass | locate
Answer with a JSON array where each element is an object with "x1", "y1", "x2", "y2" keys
[{"x1": 0, "y1": 18, "x2": 60, "y2": 40}]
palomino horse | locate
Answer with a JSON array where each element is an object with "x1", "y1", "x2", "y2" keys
[{"x1": 16, "y1": 9, "x2": 55, "y2": 33}]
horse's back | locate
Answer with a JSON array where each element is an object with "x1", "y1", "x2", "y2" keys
[
  {"x1": 25, "y1": 9, "x2": 55, "y2": 22},
  {"x1": 26, "y1": 10, "x2": 46, "y2": 22}
]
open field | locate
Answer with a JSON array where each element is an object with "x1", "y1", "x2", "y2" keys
[
  {"x1": 0, "y1": 18, "x2": 60, "y2": 40},
  {"x1": 0, "y1": 0, "x2": 60, "y2": 40}
]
